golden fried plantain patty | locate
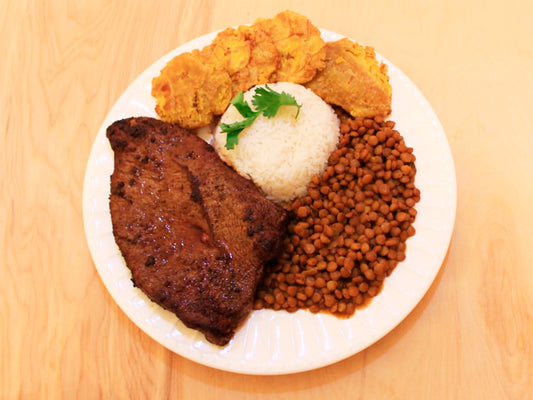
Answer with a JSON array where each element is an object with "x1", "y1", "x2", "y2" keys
[
  {"x1": 255, "y1": 10, "x2": 326, "y2": 84},
  {"x1": 305, "y1": 38, "x2": 392, "y2": 118},
  {"x1": 201, "y1": 25, "x2": 280, "y2": 95},
  {"x1": 151, "y1": 50, "x2": 232, "y2": 129}
]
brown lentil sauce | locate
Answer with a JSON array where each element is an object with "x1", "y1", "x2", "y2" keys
[{"x1": 254, "y1": 113, "x2": 420, "y2": 316}]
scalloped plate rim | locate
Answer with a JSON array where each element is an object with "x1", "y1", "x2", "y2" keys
[{"x1": 82, "y1": 28, "x2": 457, "y2": 375}]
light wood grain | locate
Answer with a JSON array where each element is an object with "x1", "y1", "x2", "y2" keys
[{"x1": 2, "y1": 0, "x2": 533, "y2": 398}]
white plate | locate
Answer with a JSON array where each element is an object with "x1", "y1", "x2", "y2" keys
[{"x1": 83, "y1": 29, "x2": 456, "y2": 375}]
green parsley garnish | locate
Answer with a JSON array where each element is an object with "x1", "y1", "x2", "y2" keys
[{"x1": 220, "y1": 85, "x2": 302, "y2": 150}]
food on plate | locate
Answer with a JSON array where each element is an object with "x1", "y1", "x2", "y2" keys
[
  {"x1": 213, "y1": 82, "x2": 340, "y2": 203},
  {"x1": 254, "y1": 10, "x2": 326, "y2": 83},
  {"x1": 151, "y1": 50, "x2": 233, "y2": 129},
  {"x1": 107, "y1": 117, "x2": 287, "y2": 345},
  {"x1": 151, "y1": 10, "x2": 328, "y2": 129},
  {"x1": 306, "y1": 38, "x2": 392, "y2": 118},
  {"x1": 106, "y1": 10, "x2": 419, "y2": 345},
  {"x1": 217, "y1": 84, "x2": 303, "y2": 150},
  {"x1": 255, "y1": 114, "x2": 420, "y2": 315},
  {"x1": 202, "y1": 25, "x2": 280, "y2": 94},
  {"x1": 151, "y1": 20, "x2": 391, "y2": 130}
]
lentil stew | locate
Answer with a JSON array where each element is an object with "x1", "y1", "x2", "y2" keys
[{"x1": 255, "y1": 113, "x2": 420, "y2": 316}]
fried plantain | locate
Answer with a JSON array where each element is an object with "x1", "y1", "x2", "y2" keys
[
  {"x1": 151, "y1": 50, "x2": 233, "y2": 129},
  {"x1": 152, "y1": 11, "x2": 389, "y2": 129},
  {"x1": 255, "y1": 10, "x2": 326, "y2": 84},
  {"x1": 202, "y1": 25, "x2": 280, "y2": 94},
  {"x1": 305, "y1": 38, "x2": 392, "y2": 118}
]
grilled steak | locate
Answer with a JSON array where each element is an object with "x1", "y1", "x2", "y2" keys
[{"x1": 107, "y1": 117, "x2": 287, "y2": 345}]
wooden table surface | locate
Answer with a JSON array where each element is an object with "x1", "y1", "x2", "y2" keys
[{"x1": 2, "y1": 0, "x2": 533, "y2": 398}]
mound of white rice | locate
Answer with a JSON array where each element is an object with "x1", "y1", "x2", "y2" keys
[{"x1": 213, "y1": 82, "x2": 340, "y2": 203}]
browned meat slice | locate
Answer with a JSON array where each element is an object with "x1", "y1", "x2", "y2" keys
[{"x1": 107, "y1": 117, "x2": 287, "y2": 345}]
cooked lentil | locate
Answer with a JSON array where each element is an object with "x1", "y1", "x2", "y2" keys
[{"x1": 254, "y1": 113, "x2": 420, "y2": 316}]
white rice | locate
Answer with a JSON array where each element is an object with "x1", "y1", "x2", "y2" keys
[{"x1": 213, "y1": 82, "x2": 340, "y2": 203}]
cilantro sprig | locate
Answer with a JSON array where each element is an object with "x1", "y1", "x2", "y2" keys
[{"x1": 220, "y1": 85, "x2": 302, "y2": 150}]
